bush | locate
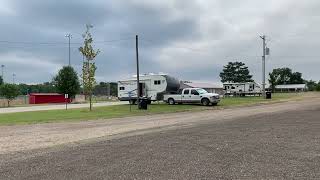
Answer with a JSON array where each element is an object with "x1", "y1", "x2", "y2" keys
[{"x1": 0, "y1": 83, "x2": 20, "y2": 107}]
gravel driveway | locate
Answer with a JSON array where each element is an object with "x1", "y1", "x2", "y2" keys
[
  {"x1": 0, "y1": 95, "x2": 320, "y2": 179},
  {"x1": 0, "y1": 95, "x2": 319, "y2": 155}
]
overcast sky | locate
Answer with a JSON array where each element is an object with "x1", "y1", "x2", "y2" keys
[{"x1": 0, "y1": 0, "x2": 319, "y2": 84}]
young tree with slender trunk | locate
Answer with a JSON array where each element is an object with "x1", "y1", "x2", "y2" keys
[{"x1": 79, "y1": 24, "x2": 100, "y2": 111}]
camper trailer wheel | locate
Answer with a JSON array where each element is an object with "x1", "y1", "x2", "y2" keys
[
  {"x1": 168, "y1": 98, "x2": 175, "y2": 105},
  {"x1": 201, "y1": 98, "x2": 210, "y2": 106},
  {"x1": 129, "y1": 99, "x2": 136, "y2": 105}
]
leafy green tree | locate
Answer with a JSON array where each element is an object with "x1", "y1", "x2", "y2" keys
[
  {"x1": 305, "y1": 80, "x2": 317, "y2": 91},
  {"x1": 220, "y1": 61, "x2": 253, "y2": 83},
  {"x1": 0, "y1": 76, "x2": 3, "y2": 86},
  {"x1": 79, "y1": 24, "x2": 100, "y2": 111},
  {"x1": 316, "y1": 81, "x2": 320, "y2": 91},
  {"x1": 290, "y1": 72, "x2": 304, "y2": 84},
  {"x1": 53, "y1": 66, "x2": 80, "y2": 98},
  {"x1": 269, "y1": 72, "x2": 277, "y2": 92},
  {"x1": 269, "y1": 68, "x2": 305, "y2": 91},
  {"x1": 0, "y1": 83, "x2": 20, "y2": 107},
  {"x1": 94, "y1": 82, "x2": 118, "y2": 96}
]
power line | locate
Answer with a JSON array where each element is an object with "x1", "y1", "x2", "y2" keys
[
  {"x1": 140, "y1": 38, "x2": 210, "y2": 53},
  {"x1": 0, "y1": 37, "x2": 134, "y2": 45}
]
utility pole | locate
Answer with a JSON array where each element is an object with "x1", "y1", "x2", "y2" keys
[
  {"x1": 65, "y1": 34, "x2": 72, "y2": 66},
  {"x1": 12, "y1": 73, "x2": 16, "y2": 84},
  {"x1": 1, "y1": 65, "x2": 4, "y2": 80},
  {"x1": 260, "y1": 35, "x2": 267, "y2": 98},
  {"x1": 136, "y1": 35, "x2": 140, "y2": 106}
]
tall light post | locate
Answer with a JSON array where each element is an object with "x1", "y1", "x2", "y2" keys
[{"x1": 65, "y1": 33, "x2": 72, "y2": 66}]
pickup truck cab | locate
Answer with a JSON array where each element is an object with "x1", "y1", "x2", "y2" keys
[{"x1": 163, "y1": 88, "x2": 220, "y2": 106}]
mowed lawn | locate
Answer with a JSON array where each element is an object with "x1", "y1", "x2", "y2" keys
[{"x1": 0, "y1": 93, "x2": 304, "y2": 125}]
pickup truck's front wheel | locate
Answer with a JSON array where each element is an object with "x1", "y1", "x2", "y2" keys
[
  {"x1": 168, "y1": 98, "x2": 175, "y2": 105},
  {"x1": 201, "y1": 98, "x2": 210, "y2": 106}
]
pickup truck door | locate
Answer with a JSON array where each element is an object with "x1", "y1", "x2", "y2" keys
[
  {"x1": 181, "y1": 89, "x2": 190, "y2": 103},
  {"x1": 190, "y1": 89, "x2": 201, "y2": 103}
]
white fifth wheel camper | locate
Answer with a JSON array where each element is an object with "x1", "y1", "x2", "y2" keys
[
  {"x1": 223, "y1": 82, "x2": 262, "y2": 96},
  {"x1": 118, "y1": 74, "x2": 180, "y2": 104}
]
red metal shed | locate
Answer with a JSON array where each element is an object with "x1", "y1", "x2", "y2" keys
[{"x1": 29, "y1": 93, "x2": 71, "y2": 104}]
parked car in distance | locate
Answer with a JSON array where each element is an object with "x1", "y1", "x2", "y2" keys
[{"x1": 163, "y1": 88, "x2": 220, "y2": 106}]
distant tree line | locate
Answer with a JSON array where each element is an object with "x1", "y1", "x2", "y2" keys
[
  {"x1": 269, "y1": 67, "x2": 320, "y2": 92},
  {"x1": 18, "y1": 82, "x2": 57, "y2": 95},
  {"x1": 1, "y1": 80, "x2": 118, "y2": 97},
  {"x1": 219, "y1": 61, "x2": 320, "y2": 92},
  {"x1": 93, "y1": 82, "x2": 118, "y2": 96}
]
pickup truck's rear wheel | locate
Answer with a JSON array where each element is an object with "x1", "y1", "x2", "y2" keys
[
  {"x1": 201, "y1": 98, "x2": 210, "y2": 106},
  {"x1": 168, "y1": 98, "x2": 175, "y2": 105}
]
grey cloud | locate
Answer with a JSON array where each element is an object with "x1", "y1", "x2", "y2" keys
[{"x1": 0, "y1": 0, "x2": 319, "y2": 84}]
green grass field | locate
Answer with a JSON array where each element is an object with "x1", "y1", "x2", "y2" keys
[{"x1": 0, "y1": 93, "x2": 305, "y2": 125}]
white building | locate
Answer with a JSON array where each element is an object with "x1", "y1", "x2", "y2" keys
[{"x1": 275, "y1": 84, "x2": 307, "y2": 92}]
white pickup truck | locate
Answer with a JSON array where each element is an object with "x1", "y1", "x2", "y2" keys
[{"x1": 163, "y1": 88, "x2": 220, "y2": 106}]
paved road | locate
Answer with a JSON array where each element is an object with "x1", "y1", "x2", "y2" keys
[
  {"x1": 0, "y1": 99, "x2": 320, "y2": 179},
  {"x1": 0, "y1": 101, "x2": 127, "y2": 114}
]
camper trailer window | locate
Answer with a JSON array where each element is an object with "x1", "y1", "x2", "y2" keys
[
  {"x1": 231, "y1": 86, "x2": 235, "y2": 89},
  {"x1": 154, "y1": 80, "x2": 161, "y2": 85},
  {"x1": 119, "y1": 87, "x2": 125, "y2": 90}
]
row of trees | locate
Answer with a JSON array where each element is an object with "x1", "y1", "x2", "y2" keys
[
  {"x1": 219, "y1": 61, "x2": 320, "y2": 91},
  {"x1": 269, "y1": 68, "x2": 304, "y2": 91}
]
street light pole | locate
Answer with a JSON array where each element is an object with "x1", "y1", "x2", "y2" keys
[{"x1": 65, "y1": 34, "x2": 72, "y2": 66}]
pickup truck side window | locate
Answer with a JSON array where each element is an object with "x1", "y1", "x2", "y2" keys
[
  {"x1": 183, "y1": 90, "x2": 190, "y2": 95},
  {"x1": 191, "y1": 89, "x2": 199, "y2": 95}
]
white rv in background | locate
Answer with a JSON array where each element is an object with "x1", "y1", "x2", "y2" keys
[
  {"x1": 223, "y1": 82, "x2": 262, "y2": 96},
  {"x1": 118, "y1": 74, "x2": 180, "y2": 104}
]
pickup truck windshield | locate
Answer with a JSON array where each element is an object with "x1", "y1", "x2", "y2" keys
[{"x1": 197, "y1": 89, "x2": 208, "y2": 94}]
